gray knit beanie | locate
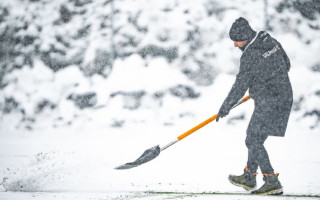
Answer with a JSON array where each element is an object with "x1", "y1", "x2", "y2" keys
[{"x1": 229, "y1": 17, "x2": 256, "y2": 41}]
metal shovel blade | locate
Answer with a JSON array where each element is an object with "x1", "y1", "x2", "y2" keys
[{"x1": 114, "y1": 145, "x2": 161, "y2": 170}]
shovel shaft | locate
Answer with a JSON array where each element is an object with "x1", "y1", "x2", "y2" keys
[
  {"x1": 115, "y1": 95, "x2": 251, "y2": 170},
  {"x1": 160, "y1": 139, "x2": 179, "y2": 151},
  {"x1": 177, "y1": 95, "x2": 251, "y2": 141},
  {"x1": 177, "y1": 114, "x2": 217, "y2": 141}
]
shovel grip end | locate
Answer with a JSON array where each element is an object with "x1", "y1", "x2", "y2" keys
[{"x1": 241, "y1": 95, "x2": 251, "y2": 102}]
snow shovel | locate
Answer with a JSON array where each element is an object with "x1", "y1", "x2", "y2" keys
[{"x1": 115, "y1": 95, "x2": 251, "y2": 170}]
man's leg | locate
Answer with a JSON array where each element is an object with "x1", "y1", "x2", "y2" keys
[
  {"x1": 246, "y1": 111, "x2": 283, "y2": 195},
  {"x1": 245, "y1": 130, "x2": 274, "y2": 174}
]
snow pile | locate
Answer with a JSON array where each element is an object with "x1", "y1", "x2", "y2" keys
[{"x1": 1, "y1": 151, "x2": 82, "y2": 192}]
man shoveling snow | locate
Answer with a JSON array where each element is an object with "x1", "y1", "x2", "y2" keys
[{"x1": 216, "y1": 17, "x2": 293, "y2": 195}]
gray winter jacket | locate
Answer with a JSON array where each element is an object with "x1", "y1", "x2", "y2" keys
[{"x1": 221, "y1": 31, "x2": 293, "y2": 136}]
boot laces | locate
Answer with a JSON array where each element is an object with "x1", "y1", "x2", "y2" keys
[
  {"x1": 263, "y1": 173, "x2": 279, "y2": 182},
  {"x1": 245, "y1": 166, "x2": 258, "y2": 176}
]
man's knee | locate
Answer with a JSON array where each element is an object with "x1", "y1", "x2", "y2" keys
[
  {"x1": 245, "y1": 136, "x2": 252, "y2": 148},
  {"x1": 246, "y1": 129, "x2": 255, "y2": 148},
  {"x1": 246, "y1": 139, "x2": 264, "y2": 151},
  {"x1": 246, "y1": 131, "x2": 267, "y2": 149}
]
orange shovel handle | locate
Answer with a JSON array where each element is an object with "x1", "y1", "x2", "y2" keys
[{"x1": 177, "y1": 95, "x2": 251, "y2": 141}]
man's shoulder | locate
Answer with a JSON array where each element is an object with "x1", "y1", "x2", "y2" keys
[
  {"x1": 242, "y1": 31, "x2": 280, "y2": 59},
  {"x1": 253, "y1": 31, "x2": 279, "y2": 49}
]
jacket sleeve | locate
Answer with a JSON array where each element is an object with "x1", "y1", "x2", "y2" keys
[
  {"x1": 281, "y1": 47, "x2": 290, "y2": 72},
  {"x1": 277, "y1": 42, "x2": 291, "y2": 72},
  {"x1": 220, "y1": 52, "x2": 254, "y2": 111}
]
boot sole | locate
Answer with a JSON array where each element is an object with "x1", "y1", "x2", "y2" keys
[
  {"x1": 228, "y1": 176, "x2": 255, "y2": 191},
  {"x1": 252, "y1": 188, "x2": 283, "y2": 195}
]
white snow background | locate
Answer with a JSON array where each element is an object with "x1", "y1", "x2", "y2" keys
[{"x1": 0, "y1": 0, "x2": 320, "y2": 199}]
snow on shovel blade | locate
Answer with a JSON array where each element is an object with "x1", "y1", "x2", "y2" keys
[{"x1": 115, "y1": 145, "x2": 161, "y2": 170}]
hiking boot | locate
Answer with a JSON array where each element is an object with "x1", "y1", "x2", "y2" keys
[
  {"x1": 228, "y1": 166, "x2": 257, "y2": 191},
  {"x1": 251, "y1": 173, "x2": 283, "y2": 195}
]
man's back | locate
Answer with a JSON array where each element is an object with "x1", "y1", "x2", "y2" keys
[{"x1": 243, "y1": 31, "x2": 292, "y2": 101}]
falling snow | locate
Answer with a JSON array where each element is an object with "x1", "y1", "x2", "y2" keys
[{"x1": 0, "y1": 0, "x2": 320, "y2": 199}]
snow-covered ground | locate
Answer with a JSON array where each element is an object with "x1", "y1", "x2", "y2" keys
[{"x1": 0, "y1": 107, "x2": 320, "y2": 199}]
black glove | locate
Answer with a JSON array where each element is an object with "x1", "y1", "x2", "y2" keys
[{"x1": 216, "y1": 104, "x2": 230, "y2": 122}]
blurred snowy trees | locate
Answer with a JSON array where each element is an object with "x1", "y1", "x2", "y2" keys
[{"x1": 0, "y1": 0, "x2": 319, "y2": 130}]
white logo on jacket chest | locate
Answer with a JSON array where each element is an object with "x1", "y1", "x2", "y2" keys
[{"x1": 262, "y1": 45, "x2": 280, "y2": 58}]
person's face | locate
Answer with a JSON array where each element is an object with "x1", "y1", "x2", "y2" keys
[{"x1": 234, "y1": 40, "x2": 247, "y2": 48}]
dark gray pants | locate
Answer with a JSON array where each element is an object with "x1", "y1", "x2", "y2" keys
[{"x1": 245, "y1": 128, "x2": 274, "y2": 174}]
